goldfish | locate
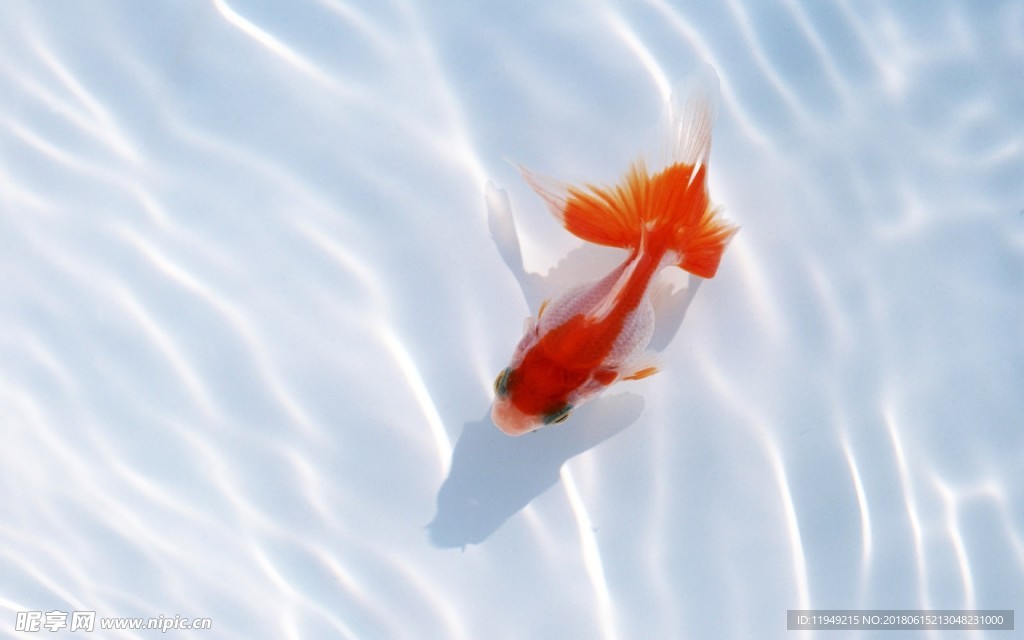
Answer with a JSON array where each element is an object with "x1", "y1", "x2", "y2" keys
[{"x1": 491, "y1": 68, "x2": 738, "y2": 435}]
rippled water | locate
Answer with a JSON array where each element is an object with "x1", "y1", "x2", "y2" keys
[{"x1": 2, "y1": 1, "x2": 1022, "y2": 638}]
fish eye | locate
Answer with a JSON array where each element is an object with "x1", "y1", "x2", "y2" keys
[
  {"x1": 544, "y1": 405, "x2": 573, "y2": 425},
  {"x1": 493, "y1": 368, "x2": 512, "y2": 396}
]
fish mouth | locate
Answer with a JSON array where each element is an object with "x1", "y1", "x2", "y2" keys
[{"x1": 490, "y1": 398, "x2": 542, "y2": 436}]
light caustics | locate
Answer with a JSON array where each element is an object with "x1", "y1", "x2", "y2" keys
[{"x1": 561, "y1": 467, "x2": 618, "y2": 640}]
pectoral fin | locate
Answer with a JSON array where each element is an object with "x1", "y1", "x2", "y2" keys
[{"x1": 620, "y1": 352, "x2": 661, "y2": 381}]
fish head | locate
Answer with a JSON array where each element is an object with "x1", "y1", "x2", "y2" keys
[
  {"x1": 490, "y1": 352, "x2": 606, "y2": 435},
  {"x1": 490, "y1": 366, "x2": 575, "y2": 436}
]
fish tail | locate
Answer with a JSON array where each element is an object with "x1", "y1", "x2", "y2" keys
[{"x1": 522, "y1": 65, "x2": 737, "y2": 279}]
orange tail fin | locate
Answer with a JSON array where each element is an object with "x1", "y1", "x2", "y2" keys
[{"x1": 522, "y1": 66, "x2": 738, "y2": 279}]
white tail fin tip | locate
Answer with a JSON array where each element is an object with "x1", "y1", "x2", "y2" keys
[{"x1": 669, "y1": 63, "x2": 721, "y2": 168}]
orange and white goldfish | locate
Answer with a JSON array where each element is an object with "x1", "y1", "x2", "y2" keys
[{"x1": 491, "y1": 69, "x2": 738, "y2": 435}]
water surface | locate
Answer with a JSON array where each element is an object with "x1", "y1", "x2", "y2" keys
[{"x1": 1, "y1": 1, "x2": 1022, "y2": 638}]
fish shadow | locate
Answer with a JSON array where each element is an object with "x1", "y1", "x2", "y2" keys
[{"x1": 427, "y1": 392, "x2": 643, "y2": 549}]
